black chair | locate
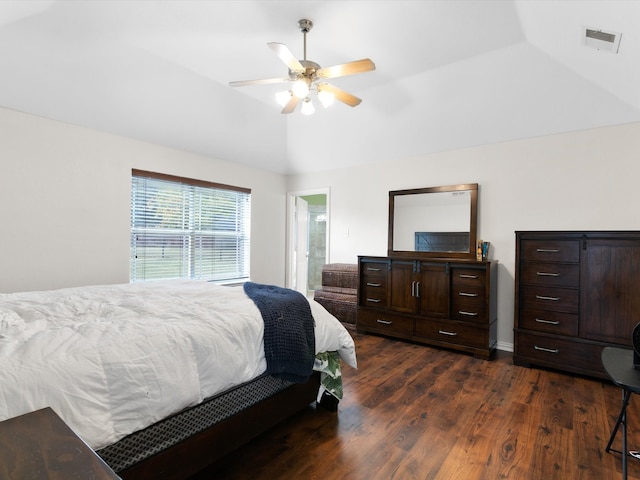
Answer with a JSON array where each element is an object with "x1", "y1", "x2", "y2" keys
[{"x1": 601, "y1": 346, "x2": 640, "y2": 480}]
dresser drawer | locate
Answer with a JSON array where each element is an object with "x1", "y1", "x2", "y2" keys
[
  {"x1": 360, "y1": 261, "x2": 388, "y2": 278},
  {"x1": 415, "y1": 318, "x2": 487, "y2": 348},
  {"x1": 519, "y1": 308, "x2": 579, "y2": 336},
  {"x1": 520, "y1": 285, "x2": 579, "y2": 313},
  {"x1": 357, "y1": 308, "x2": 413, "y2": 336},
  {"x1": 520, "y1": 263, "x2": 579, "y2": 288},
  {"x1": 362, "y1": 277, "x2": 386, "y2": 289},
  {"x1": 515, "y1": 332, "x2": 604, "y2": 376},
  {"x1": 361, "y1": 271, "x2": 387, "y2": 286},
  {"x1": 452, "y1": 283, "x2": 485, "y2": 302},
  {"x1": 451, "y1": 268, "x2": 486, "y2": 286},
  {"x1": 451, "y1": 302, "x2": 486, "y2": 323},
  {"x1": 521, "y1": 240, "x2": 580, "y2": 263},
  {"x1": 361, "y1": 283, "x2": 387, "y2": 308}
]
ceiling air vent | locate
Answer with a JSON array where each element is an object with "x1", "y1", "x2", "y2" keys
[{"x1": 584, "y1": 27, "x2": 622, "y2": 53}]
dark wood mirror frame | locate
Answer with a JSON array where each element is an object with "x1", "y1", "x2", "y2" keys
[{"x1": 388, "y1": 183, "x2": 478, "y2": 260}]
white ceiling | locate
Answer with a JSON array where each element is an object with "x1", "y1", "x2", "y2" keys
[{"x1": 0, "y1": 1, "x2": 638, "y2": 174}]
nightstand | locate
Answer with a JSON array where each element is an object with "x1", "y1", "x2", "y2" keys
[{"x1": 0, "y1": 407, "x2": 121, "y2": 479}]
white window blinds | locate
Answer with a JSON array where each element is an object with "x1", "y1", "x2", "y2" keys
[{"x1": 130, "y1": 170, "x2": 251, "y2": 283}]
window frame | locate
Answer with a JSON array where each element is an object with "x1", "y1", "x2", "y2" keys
[{"x1": 130, "y1": 169, "x2": 251, "y2": 284}]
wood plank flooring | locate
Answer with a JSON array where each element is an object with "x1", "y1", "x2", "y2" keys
[{"x1": 199, "y1": 331, "x2": 640, "y2": 479}]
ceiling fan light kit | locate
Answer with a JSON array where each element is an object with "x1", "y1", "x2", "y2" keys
[
  {"x1": 301, "y1": 97, "x2": 315, "y2": 116},
  {"x1": 317, "y1": 85, "x2": 335, "y2": 108},
  {"x1": 229, "y1": 19, "x2": 375, "y2": 115},
  {"x1": 275, "y1": 90, "x2": 292, "y2": 107},
  {"x1": 291, "y1": 79, "x2": 310, "y2": 99}
]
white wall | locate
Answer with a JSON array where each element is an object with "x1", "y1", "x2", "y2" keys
[
  {"x1": 0, "y1": 107, "x2": 287, "y2": 293},
  {"x1": 287, "y1": 121, "x2": 640, "y2": 351},
  {"x1": 4, "y1": 103, "x2": 639, "y2": 350}
]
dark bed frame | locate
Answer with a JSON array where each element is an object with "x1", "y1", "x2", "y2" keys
[{"x1": 117, "y1": 372, "x2": 321, "y2": 480}]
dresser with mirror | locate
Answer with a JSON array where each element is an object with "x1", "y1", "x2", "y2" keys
[{"x1": 357, "y1": 183, "x2": 497, "y2": 359}]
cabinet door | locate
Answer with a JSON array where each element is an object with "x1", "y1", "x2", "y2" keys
[
  {"x1": 581, "y1": 239, "x2": 640, "y2": 344},
  {"x1": 389, "y1": 261, "x2": 417, "y2": 313},
  {"x1": 417, "y1": 262, "x2": 450, "y2": 318}
]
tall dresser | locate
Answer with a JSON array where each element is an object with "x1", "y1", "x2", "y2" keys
[
  {"x1": 358, "y1": 255, "x2": 498, "y2": 359},
  {"x1": 513, "y1": 231, "x2": 640, "y2": 379}
]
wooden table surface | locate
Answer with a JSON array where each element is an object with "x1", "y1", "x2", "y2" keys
[{"x1": 0, "y1": 407, "x2": 121, "y2": 480}]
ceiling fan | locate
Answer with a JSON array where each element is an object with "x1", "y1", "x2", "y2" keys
[{"x1": 229, "y1": 19, "x2": 376, "y2": 115}]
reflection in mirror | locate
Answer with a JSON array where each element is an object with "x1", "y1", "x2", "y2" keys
[
  {"x1": 388, "y1": 184, "x2": 478, "y2": 260},
  {"x1": 393, "y1": 191, "x2": 471, "y2": 251}
]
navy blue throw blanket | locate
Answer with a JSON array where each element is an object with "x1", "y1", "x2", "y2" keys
[{"x1": 243, "y1": 282, "x2": 316, "y2": 383}]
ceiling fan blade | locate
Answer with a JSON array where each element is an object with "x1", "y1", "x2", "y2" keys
[
  {"x1": 316, "y1": 58, "x2": 376, "y2": 79},
  {"x1": 318, "y1": 83, "x2": 362, "y2": 107},
  {"x1": 268, "y1": 42, "x2": 304, "y2": 72},
  {"x1": 229, "y1": 77, "x2": 289, "y2": 87},
  {"x1": 281, "y1": 95, "x2": 299, "y2": 114}
]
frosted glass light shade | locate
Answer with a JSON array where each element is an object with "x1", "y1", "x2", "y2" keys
[
  {"x1": 318, "y1": 89, "x2": 335, "y2": 108},
  {"x1": 275, "y1": 90, "x2": 292, "y2": 107},
  {"x1": 301, "y1": 98, "x2": 315, "y2": 115}
]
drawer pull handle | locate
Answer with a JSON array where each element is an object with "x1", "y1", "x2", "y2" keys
[
  {"x1": 537, "y1": 272, "x2": 559, "y2": 277},
  {"x1": 438, "y1": 330, "x2": 458, "y2": 336},
  {"x1": 367, "y1": 267, "x2": 382, "y2": 272},
  {"x1": 366, "y1": 282, "x2": 381, "y2": 287},
  {"x1": 459, "y1": 274, "x2": 478, "y2": 279},
  {"x1": 459, "y1": 292, "x2": 478, "y2": 297},
  {"x1": 376, "y1": 319, "x2": 392, "y2": 325},
  {"x1": 536, "y1": 295, "x2": 559, "y2": 301},
  {"x1": 458, "y1": 311, "x2": 478, "y2": 316},
  {"x1": 366, "y1": 298, "x2": 381, "y2": 303},
  {"x1": 535, "y1": 318, "x2": 560, "y2": 325},
  {"x1": 536, "y1": 248, "x2": 560, "y2": 253},
  {"x1": 534, "y1": 345, "x2": 559, "y2": 354}
]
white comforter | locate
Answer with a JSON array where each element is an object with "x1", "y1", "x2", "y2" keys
[{"x1": 0, "y1": 280, "x2": 356, "y2": 450}]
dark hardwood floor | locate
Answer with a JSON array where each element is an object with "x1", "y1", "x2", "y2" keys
[{"x1": 198, "y1": 331, "x2": 640, "y2": 479}]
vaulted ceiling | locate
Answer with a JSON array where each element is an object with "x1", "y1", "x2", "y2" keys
[{"x1": 0, "y1": 1, "x2": 638, "y2": 174}]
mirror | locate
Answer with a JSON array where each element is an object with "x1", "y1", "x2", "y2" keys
[{"x1": 388, "y1": 183, "x2": 478, "y2": 260}]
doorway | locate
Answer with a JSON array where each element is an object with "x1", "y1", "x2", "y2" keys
[{"x1": 286, "y1": 189, "x2": 330, "y2": 297}]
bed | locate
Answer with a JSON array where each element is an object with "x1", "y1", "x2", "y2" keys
[{"x1": 0, "y1": 280, "x2": 357, "y2": 479}]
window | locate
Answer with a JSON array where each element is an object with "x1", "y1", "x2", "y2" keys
[{"x1": 130, "y1": 169, "x2": 251, "y2": 283}]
